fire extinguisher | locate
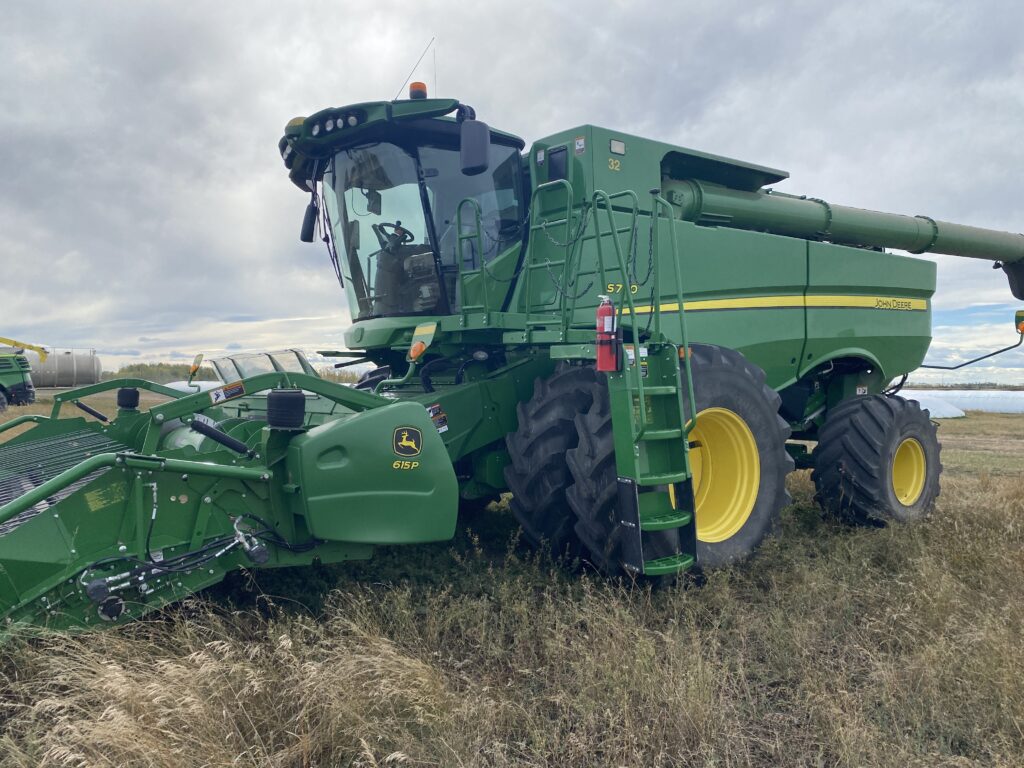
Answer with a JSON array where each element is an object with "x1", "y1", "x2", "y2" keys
[{"x1": 595, "y1": 295, "x2": 620, "y2": 372}]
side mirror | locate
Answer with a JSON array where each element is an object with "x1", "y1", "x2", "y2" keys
[
  {"x1": 366, "y1": 189, "x2": 382, "y2": 216},
  {"x1": 300, "y1": 200, "x2": 318, "y2": 243},
  {"x1": 187, "y1": 353, "x2": 204, "y2": 385},
  {"x1": 460, "y1": 119, "x2": 490, "y2": 176}
]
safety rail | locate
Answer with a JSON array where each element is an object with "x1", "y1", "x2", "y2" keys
[
  {"x1": 455, "y1": 197, "x2": 492, "y2": 317},
  {"x1": 0, "y1": 414, "x2": 49, "y2": 438},
  {"x1": 517, "y1": 183, "x2": 695, "y2": 438},
  {"x1": 50, "y1": 378, "x2": 186, "y2": 419},
  {"x1": 650, "y1": 193, "x2": 698, "y2": 435},
  {"x1": 523, "y1": 179, "x2": 577, "y2": 330}
]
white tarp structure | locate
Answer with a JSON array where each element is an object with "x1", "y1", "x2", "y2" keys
[
  {"x1": 901, "y1": 390, "x2": 965, "y2": 418},
  {"x1": 903, "y1": 389, "x2": 1024, "y2": 415}
]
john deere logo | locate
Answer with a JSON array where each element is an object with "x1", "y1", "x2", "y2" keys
[{"x1": 393, "y1": 427, "x2": 422, "y2": 457}]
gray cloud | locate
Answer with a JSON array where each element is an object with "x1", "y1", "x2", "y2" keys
[{"x1": 2, "y1": 0, "x2": 1022, "y2": 378}]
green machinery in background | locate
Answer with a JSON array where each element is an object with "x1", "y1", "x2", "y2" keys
[
  {"x1": 0, "y1": 338, "x2": 47, "y2": 411},
  {"x1": 2, "y1": 86, "x2": 1022, "y2": 630}
]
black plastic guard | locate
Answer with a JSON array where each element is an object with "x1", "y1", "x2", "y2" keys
[
  {"x1": 616, "y1": 477, "x2": 643, "y2": 574},
  {"x1": 1004, "y1": 260, "x2": 1024, "y2": 300}
]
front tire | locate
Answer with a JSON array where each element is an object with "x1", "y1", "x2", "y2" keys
[
  {"x1": 567, "y1": 345, "x2": 794, "y2": 574},
  {"x1": 812, "y1": 394, "x2": 941, "y2": 525},
  {"x1": 504, "y1": 364, "x2": 597, "y2": 555}
]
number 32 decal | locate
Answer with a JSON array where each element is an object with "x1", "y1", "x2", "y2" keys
[{"x1": 607, "y1": 158, "x2": 621, "y2": 171}]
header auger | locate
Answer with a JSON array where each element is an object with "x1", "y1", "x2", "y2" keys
[{"x1": 2, "y1": 84, "x2": 1021, "y2": 631}]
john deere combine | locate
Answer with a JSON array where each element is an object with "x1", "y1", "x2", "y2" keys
[
  {"x1": 0, "y1": 338, "x2": 46, "y2": 411},
  {"x1": 2, "y1": 86, "x2": 1023, "y2": 630}
]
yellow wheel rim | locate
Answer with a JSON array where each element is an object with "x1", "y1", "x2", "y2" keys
[
  {"x1": 892, "y1": 437, "x2": 926, "y2": 506},
  {"x1": 689, "y1": 407, "x2": 761, "y2": 543}
]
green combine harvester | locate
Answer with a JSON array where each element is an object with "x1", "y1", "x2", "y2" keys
[
  {"x1": 0, "y1": 338, "x2": 46, "y2": 412},
  {"x1": 2, "y1": 85, "x2": 1023, "y2": 631}
]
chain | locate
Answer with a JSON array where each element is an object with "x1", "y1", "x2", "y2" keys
[
  {"x1": 539, "y1": 204, "x2": 592, "y2": 249},
  {"x1": 540, "y1": 205, "x2": 594, "y2": 300}
]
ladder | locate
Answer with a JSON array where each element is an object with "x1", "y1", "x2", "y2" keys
[
  {"x1": 540, "y1": 191, "x2": 700, "y2": 577},
  {"x1": 481, "y1": 182, "x2": 701, "y2": 576}
]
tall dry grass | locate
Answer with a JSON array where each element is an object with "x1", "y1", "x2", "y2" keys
[{"x1": 0, "y1": 414, "x2": 1022, "y2": 766}]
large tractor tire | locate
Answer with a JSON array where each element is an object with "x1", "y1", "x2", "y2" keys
[
  {"x1": 812, "y1": 394, "x2": 941, "y2": 525},
  {"x1": 504, "y1": 363, "x2": 597, "y2": 555},
  {"x1": 566, "y1": 376, "x2": 681, "y2": 581},
  {"x1": 354, "y1": 366, "x2": 391, "y2": 391},
  {"x1": 567, "y1": 344, "x2": 794, "y2": 574}
]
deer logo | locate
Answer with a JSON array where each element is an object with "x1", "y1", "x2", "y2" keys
[{"x1": 393, "y1": 426, "x2": 422, "y2": 457}]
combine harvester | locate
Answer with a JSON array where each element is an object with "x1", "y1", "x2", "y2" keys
[
  {"x1": 0, "y1": 338, "x2": 48, "y2": 411},
  {"x1": 2, "y1": 86, "x2": 1023, "y2": 630}
]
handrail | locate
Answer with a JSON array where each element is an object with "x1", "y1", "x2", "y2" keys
[
  {"x1": 50, "y1": 378, "x2": 186, "y2": 419},
  {"x1": 0, "y1": 452, "x2": 270, "y2": 527},
  {"x1": 650, "y1": 192, "x2": 698, "y2": 434},
  {"x1": 455, "y1": 197, "x2": 485, "y2": 270},
  {"x1": 455, "y1": 197, "x2": 489, "y2": 316},
  {"x1": 589, "y1": 190, "x2": 653, "y2": 437},
  {"x1": 524, "y1": 179, "x2": 576, "y2": 333},
  {"x1": 0, "y1": 414, "x2": 49, "y2": 437}
]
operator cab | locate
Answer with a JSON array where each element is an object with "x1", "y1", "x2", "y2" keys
[
  {"x1": 282, "y1": 93, "x2": 526, "y2": 321},
  {"x1": 320, "y1": 122, "x2": 525, "y2": 319}
]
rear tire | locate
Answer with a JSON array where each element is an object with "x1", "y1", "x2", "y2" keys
[
  {"x1": 812, "y1": 394, "x2": 941, "y2": 525},
  {"x1": 504, "y1": 363, "x2": 597, "y2": 555},
  {"x1": 354, "y1": 366, "x2": 391, "y2": 391}
]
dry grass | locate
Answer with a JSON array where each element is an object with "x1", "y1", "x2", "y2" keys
[{"x1": 0, "y1": 409, "x2": 1022, "y2": 766}]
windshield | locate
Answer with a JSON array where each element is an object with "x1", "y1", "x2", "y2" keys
[{"x1": 323, "y1": 138, "x2": 524, "y2": 321}]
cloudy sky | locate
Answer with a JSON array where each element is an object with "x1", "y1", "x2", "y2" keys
[{"x1": 2, "y1": 1, "x2": 1023, "y2": 382}]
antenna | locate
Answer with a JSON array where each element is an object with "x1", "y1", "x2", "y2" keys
[{"x1": 393, "y1": 37, "x2": 436, "y2": 101}]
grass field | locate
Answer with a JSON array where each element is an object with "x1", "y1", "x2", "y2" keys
[{"x1": 0, "y1": 397, "x2": 1022, "y2": 766}]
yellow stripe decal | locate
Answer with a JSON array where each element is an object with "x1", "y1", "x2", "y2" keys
[{"x1": 622, "y1": 295, "x2": 928, "y2": 315}]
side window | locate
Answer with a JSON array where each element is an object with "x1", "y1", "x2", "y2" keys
[{"x1": 547, "y1": 146, "x2": 568, "y2": 182}]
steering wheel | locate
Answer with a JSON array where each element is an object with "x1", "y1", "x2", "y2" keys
[{"x1": 372, "y1": 221, "x2": 415, "y2": 248}]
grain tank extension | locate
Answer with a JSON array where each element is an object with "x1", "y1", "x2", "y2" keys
[{"x1": 1, "y1": 87, "x2": 1022, "y2": 631}]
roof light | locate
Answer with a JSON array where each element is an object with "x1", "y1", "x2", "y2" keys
[
  {"x1": 311, "y1": 123, "x2": 321, "y2": 137},
  {"x1": 325, "y1": 118, "x2": 335, "y2": 132},
  {"x1": 409, "y1": 81, "x2": 428, "y2": 100},
  {"x1": 347, "y1": 114, "x2": 358, "y2": 127}
]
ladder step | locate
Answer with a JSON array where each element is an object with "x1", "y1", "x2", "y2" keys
[
  {"x1": 638, "y1": 428, "x2": 682, "y2": 441},
  {"x1": 636, "y1": 471, "x2": 688, "y2": 486},
  {"x1": 643, "y1": 553, "x2": 695, "y2": 576},
  {"x1": 640, "y1": 509, "x2": 693, "y2": 531}
]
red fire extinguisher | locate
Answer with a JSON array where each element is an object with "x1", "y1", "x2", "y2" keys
[{"x1": 596, "y1": 295, "x2": 620, "y2": 372}]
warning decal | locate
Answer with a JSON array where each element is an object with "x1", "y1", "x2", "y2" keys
[{"x1": 210, "y1": 381, "x2": 246, "y2": 405}]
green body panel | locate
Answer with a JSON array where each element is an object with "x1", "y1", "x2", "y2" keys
[{"x1": 287, "y1": 401, "x2": 457, "y2": 543}]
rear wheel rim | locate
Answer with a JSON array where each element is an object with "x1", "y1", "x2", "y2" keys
[
  {"x1": 892, "y1": 437, "x2": 926, "y2": 506},
  {"x1": 690, "y1": 407, "x2": 761, "y2": 543}
]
